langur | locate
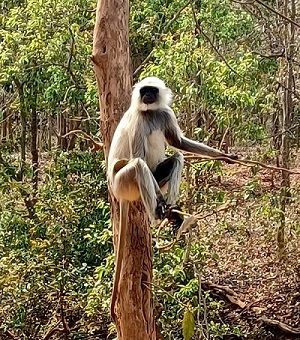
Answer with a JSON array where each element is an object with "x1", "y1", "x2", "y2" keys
[{"x1": 107, "y1": 77, "x2": 237, "y2": 321}]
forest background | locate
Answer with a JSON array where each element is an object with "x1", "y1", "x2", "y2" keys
[{"x1": 0, "y1": 0, "x2": 299, "y2": 339}]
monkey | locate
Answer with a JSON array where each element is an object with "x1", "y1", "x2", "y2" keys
[{"x1": 107, "y1": 77, "x2": 237, "y2": 321}]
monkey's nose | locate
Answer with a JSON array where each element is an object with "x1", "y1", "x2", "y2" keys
[{"x1": 142, "y1": 95, "x2": 156, "y2": 104}]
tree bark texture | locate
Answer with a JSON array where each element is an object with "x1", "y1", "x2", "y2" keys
[
  {"x1": 92, "y1": 1, "x2": 156, "y2": 339},
  {"x1": 14, "y1": 79, "x2": 26, "y2": 181},
  {"x1": 31, "y1": 95, "x2": 39, "y2": 201},
  {"x1": 278, "y1": 0, "x2": 295, "y2": 252}
]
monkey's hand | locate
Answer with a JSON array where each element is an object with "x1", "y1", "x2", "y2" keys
[{"x1": 223, "y1": 153, "x2": 238, "y2": 164}]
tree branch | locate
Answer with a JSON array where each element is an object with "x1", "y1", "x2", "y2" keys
[
  {"x1": 253, "y1": 0, "x2": 300, "y2": 29},
  {"x1": 61, "y1": 129, "x2": 103, "y2": 151},
  {"x1": 185, "y1": 155, "x2": 300, "y2": 175}
]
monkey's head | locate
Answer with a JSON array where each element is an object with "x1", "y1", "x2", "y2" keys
[{"x1": 131, "y1": 77, "x2": 173, "y2": 112}]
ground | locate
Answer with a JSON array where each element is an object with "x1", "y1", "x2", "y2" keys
[{"x1": 194, "y1": 153, "x2": 300, "y2": 339}]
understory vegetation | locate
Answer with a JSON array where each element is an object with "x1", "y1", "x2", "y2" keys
[{"x1": 0, "y1": 0, "x2": 299, "y2": 339}]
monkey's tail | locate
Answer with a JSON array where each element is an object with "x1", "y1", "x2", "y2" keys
[{"x1": 110, "y1": 200, "x2": 129, "y2": 322}]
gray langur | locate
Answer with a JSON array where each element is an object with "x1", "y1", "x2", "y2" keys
[{"x1": 107, "y1": 76, "x2": 237, "y2": 321}]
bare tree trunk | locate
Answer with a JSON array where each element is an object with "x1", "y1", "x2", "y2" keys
[
  {"x1": 61, "y1": 111, "x2": 67, "y2": 150},
  {"x1": 14, "y1": 79, "x2": 26, "y2": 181},
  {"x1": 1, "y1": 110, "x2": 7, "y2": 141},
  {"x1": 92, "y1": 0, "x2": 156, "y2": 339},
  {"x1": 31, "y1": 95, "x2": 38, "y2": 203},
  {"x1": 57, "y1": 112, "x2": 61, "y2": 148},
  {"x1": 48, "y1": 115, "x2": 52, "y2": 151},
  {"x1": 7, "y1": 114, "x2": 12, "y2": 142},
  {"x1": 278, "y1": 0, "x2": 295, "y2": 253}
]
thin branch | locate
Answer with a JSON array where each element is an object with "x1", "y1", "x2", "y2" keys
[
  {"x1": 67, "y1": 28, "x2": 75, "y2": 73},
  {"x1": 3, "y1": 330, "x2": 17, "y2": 340},
  {"x1": 43, "y1": 322, "x2": 61, "y2": 340},
  {"x1": 219, "y1": 127, "x2": 229, "y2": 149},
  {"x1": 0, "y1": 112, "x2": 13, "y2": 125},
  {"x1": 277, "y1": 81, "x2": 300, "y2": 100},
  {"x1": 253, "y1": 0, "x2": 300, "y2": 29},
  {"x1": 252, "y1": 50, "x2": 284, "y2": 59},
  {"x1": 253, "y1": 50, "x2": 300, "y2": 66},
  {"x1": 156, "y1": 203, "x2": 234, "y2": 252},
  {"x1": 61, "y1": 129, "x2": 103, "y2": 151},
  {"x1": 194, "y1": 264, "x2": 209, "y2": 340},
  {"x1": 184, "y1": 155, "x2": 300, "y2": 175}
]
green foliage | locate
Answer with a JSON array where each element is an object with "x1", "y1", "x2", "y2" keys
[
  {"x1": 0, "y1": 0, "x2": 98, "y2": 135},
  {"x1": 0, "y1": 0, "x2": 291, "y2": 339},
  {"x1": 138, "y1": 0, "x2": 276, "y2": 143},
  {"x1": 0, "y1": 151, "x2": 112, "y2": 337}
]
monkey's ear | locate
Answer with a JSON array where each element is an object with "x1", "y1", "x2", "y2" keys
[{"x1": 164, "y1": 88, "x2": 173, "y2": 106}]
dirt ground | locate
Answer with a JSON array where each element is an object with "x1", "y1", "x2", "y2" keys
[{"x1": 196, "y1": 156, "x2": 300, "y2": 339}]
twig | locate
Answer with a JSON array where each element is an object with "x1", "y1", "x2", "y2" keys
[
  {"x1": 185, "y1": 155, "x2": 300, "y2": 175},
  {"x1": 61, "y1": 129, "x2": 103, "y2": 151},
  {"x1": 43, "y1": 322, "x2": 61, "y2": 340},
  {"x1": 67, "y1": 28, "x2": 75, "y2": 73},
  {"x1": 3, "y1": 330, "x2": 17, "y2": 339},
  {"x1": 219, "y1": 127, "x2": 229, "y2": 149},
  {"x1": 252, "y1": 50, "x2": 284, "y2": 59},
  {"x1": 253, "y1": 0, "x2": 300, "y2": 29},
  {"x1": 143, "y1": 281, "x2": 188, "y2": 308},
  {"x1": 194, "y1": 264, "x2": 209, "y2": 340},
  {"x1": 0, "y1": 112, "x2": 13, "y2": 125},
  {"x1": 157, "y1": 203, "x2": 234, "y2": 252}
]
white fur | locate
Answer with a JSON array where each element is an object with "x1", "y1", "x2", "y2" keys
[
  {"x1": 131, "y1": 76, "x2": 173, "y2": 112},
  {"x1": 145, "y1": 130, "x2": 165, "y2": 171}
]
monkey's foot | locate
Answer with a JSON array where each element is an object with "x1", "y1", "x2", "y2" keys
[
  {"x1": 155, "y1": 199, "x2": 168, "y2": 220},
  {"x1": 165, "y1": 205, "x2": 184, "y2": 233}
]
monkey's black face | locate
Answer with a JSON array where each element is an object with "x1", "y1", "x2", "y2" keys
[{"x1": 140, "y1": 86, "x2": 159, "y2": 104}]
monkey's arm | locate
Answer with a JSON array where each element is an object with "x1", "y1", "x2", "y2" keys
[
  {"x1": 164, "y1": 112, "x2": 237, "y2": 160},
  {"x1": 173, "y1": 136, "x2": 231, "y2": 158}
]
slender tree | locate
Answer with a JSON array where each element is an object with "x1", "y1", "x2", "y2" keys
[{"x1": 92, "y1": 1, "x2": 156, "y2": 338}]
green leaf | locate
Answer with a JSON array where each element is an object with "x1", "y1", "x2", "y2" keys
[{"x1": 182, "y1": 308, "x2": 195, "y2": 340}]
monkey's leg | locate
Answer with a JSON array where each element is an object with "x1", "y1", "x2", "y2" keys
[
  {"x1": 153, "y1": 152, "x2": 184, "y2": 204},
  {"x1": 113, "y1": 158, "x2": 165, "y2": 220},
  {"x1": 153, "y1": 153, "x2": 184, "y2": 230}
]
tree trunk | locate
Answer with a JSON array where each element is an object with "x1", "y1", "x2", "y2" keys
[
  {"x1": 61, "y1": 111, "x2": 67, "y2": 150},
  {"x1": 57, "y1": 112, "x2": 61, "y2": 148},
  {"x1": 7, "y1": 114, "x2": 12, "y2": 142},
  {"x1": 14, "y1": 79, "x2": 26, "y2": 181},
  {"x1": 1, "y1": 110, "x2": 7, "y2": 141},
  {"x1": 31, "y1": 95, "x2": 38, "y2": 202},
  {"x1": 92, "y1": 0, "x2": 156, "y2": 339},
  {"x1": 278, "y1": 0, "x2": 295, "y2": 253},
  {"x1": 48, "y1": 115, "x2": 52, "y2": 151}
]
